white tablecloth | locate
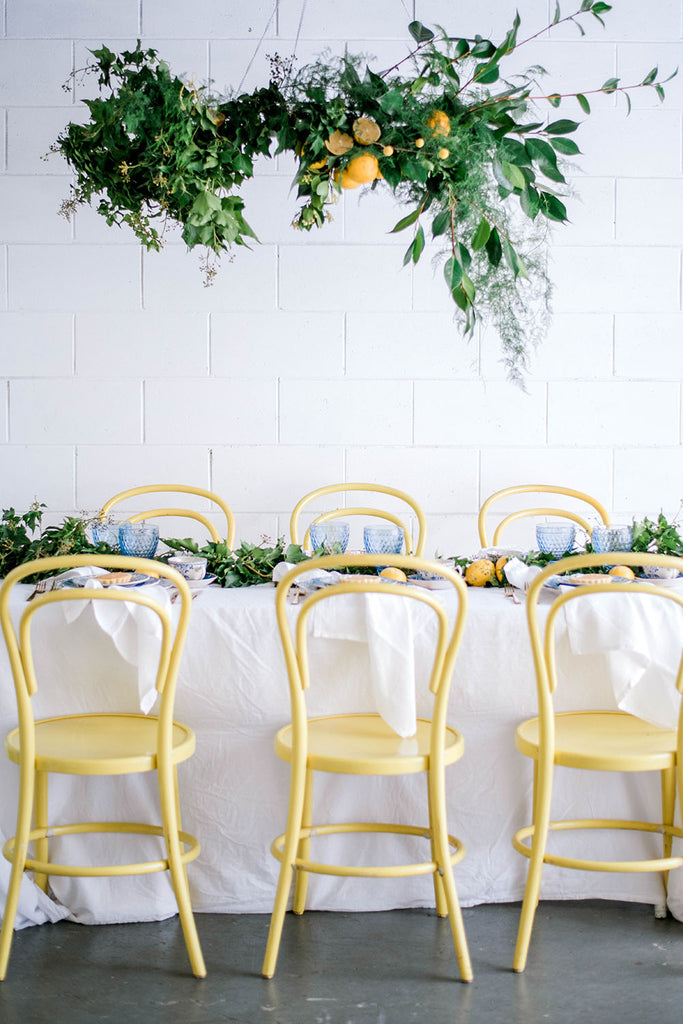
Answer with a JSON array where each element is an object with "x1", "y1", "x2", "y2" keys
[{"x1": 1, "y1": 582, "x2": 682, "y2": 929}]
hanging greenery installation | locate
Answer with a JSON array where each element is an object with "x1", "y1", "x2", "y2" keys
[{"x1": 53, "y1": 2, "x2": 674, "y2": 377}]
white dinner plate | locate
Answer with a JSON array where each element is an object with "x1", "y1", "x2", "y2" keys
[
  {"x1": 56, "y1": 573, "x2": 158, "y2": 589},
  {"x1": 162, "y1": 573, "x2": 217, "y2": 591}
]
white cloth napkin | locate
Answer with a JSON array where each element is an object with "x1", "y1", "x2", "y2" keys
[
  {"x1": 502, "y1": 558, "x2": 542, "y2": 591},
  {"x1": 563, "y1": 591, "x2": 683, "y2": 729},
  {"x1": 55, "y1": 567, "x2": 173, "y2": 714},
  {"x1": 310, "y1": 589, "x2": 417, "y2": 738}
]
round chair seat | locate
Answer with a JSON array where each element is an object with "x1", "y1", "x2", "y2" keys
[
  {"x1": 5, "y1": 712, "x2": 195, "y2": 775},
  {"x1": 274, "y1": 713, "x2": 464, "y2": 775},
  {"x1": 515, "y1": 710, "x2": 677, "y2": 772}
]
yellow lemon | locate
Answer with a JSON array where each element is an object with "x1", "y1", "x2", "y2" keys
[
  {"x1": 427, "y1": 110, "x2": 451, "y2": 136},
  {"x1": 352, "y1": 116, "x2": 381, "y2": 144},
  {"x1": 495, "y1": 556, "x2": 509, "y2": 583},
  {"x1": 608, "y1": 565, "x2": 636, "y2": 579},
  {"x1": 382, "y1": 144, "x2": 394, "y2": 156},
  {"x1": 379, "y1": 566, "x2": 407, "y2": 582},
  {"x1": 465, "y1": 559, "x2": 495, "y2": 587},
  {"x1": 415, "y1": 137, "x2": 425, "y2": 149},
  {"x1": 334, "y1": 168, "x2": 362, "y2": 190},
  {"x1": 324, "y1": 130, "x2": 354, "y2": 155},
  {"x1": 345, "y1": 153, "x2": 380, "y2": 183}
]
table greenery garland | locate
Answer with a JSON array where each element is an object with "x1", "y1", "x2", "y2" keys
[
  {"x1": 52, "y1": 2, "x2": 673, "y2": 378},
  {"x1": 3, "y1": 504, "x2": 682, "y2": 589}
]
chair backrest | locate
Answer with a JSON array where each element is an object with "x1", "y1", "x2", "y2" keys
[
  {"x1": 275, "y1": 553, "x2": 467, "y2": 746},
  {"x1": 478, "y1": 484, "x2": 610, "y2": 548},
  {"x1": 0, "y1": 555, "x2": 193, "y2": 741},
  {"x1": 99, "y1": 484, "x2": 236, "y2": 548},
  {"x1": 290, "y1": 483, "x2": 427, "y2": 556},
  {"x1": 526, "y1": 552, "x2": 683, "y2": 750}
]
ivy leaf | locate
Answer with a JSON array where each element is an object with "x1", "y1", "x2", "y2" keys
[
  {"x1": 408, "y1": 21, "x2": 435, "y2": 44},
  {"x1": 471, "y1": 217, "x2": 491, "y2": 250},
  {"x1": 431, "y1": 209, "x2": 451, "y2": 237},
  {"x1": 390, "y1": 208, "x2": 420, "y2": 233},
  {"x1": 545, "y1": 118, "x2": 581, "y2": 134},
  {"x1": 576, "y1": 93, "x2": 591, "y2": 114},
  {"x1": 443, "y1": 256, "x2": 462, "y2": 291}
]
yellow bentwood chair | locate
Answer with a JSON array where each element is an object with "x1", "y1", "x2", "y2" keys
[
  {"x1": 0, "y1": 554, "x2": 205, "y2": 980},
  {"x1": 290, "y1": 482, "x2": 427, "y2": 555},
  {"x1": 478, "y1": 484, "x2": 610, "y2": 548},
  {"x1": 513, "y1": 551, "x2": 683, "y2": 973},
  {"x1": 262, "y1": 553, "x2": 472, "y2": 982},
  {"x1": 100, "y1": 484, "x2": 236, "y2": 548}
]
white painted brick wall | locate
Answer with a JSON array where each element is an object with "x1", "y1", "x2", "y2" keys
[{"x1": 1, "y1": 1, "x2": 683, "y2": 550}]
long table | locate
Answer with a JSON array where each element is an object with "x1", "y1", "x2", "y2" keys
[{"x1": 1, "y1": 581, "x2": 681, "y2": 929}]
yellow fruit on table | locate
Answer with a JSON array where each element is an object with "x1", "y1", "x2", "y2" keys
[
  {"x1": 495, "y1": 556, "x2": 509, "y2": 583},
  {"x1": 382, "y1": 144, "x2": 394, "y2": 156},
  {"x1": 608, "y1": 565, "x2": 636, "y2": 579},
  {"x1": 345, "y1": 153, "x2": 380, "y2": 183},
  {"x1": 427, "y1": 110, "x2": 451, "y2": 136},
  {"x1": 379, "y1": 566, "x2": 407, "y2": 582},
  {"x1": 352, "y1": 116, "x2": 381, "y2": 144},
  {"x1": 324, "y1": 130, "x2": 354, "y2": 155},
  {"x1": 438, "y1": 147, "x2": 450, "y2": 160},
  {"x1": 415, "y1": 137, "x2": 425, "y2": 149},
  {"x1": 465, "y1": 559, "x2": 495, "y2": 587}
]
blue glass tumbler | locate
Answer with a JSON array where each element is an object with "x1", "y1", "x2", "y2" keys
[{"x1": 118, "y1": 522, "x2": 159, "y2": 559}]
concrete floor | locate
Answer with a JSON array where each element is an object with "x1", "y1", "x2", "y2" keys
[{"x1": 1, "y1": 901, "x2": 681, "y2": 1024}]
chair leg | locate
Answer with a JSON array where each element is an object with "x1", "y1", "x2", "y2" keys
[
  {"x1": 513, "y1": 755, "x2": 553, "y2": 973},
  {"x1": 427, "y1": 776, "x2": 447, "y2": 918},
  {"x1": 262, "y1": 756, "x2": 308, "y2": 979},
  {"x1": 33, "y1": 771, "x2": 49, "y2": 893},
  {"x1": 0, "y1": 761, "x2": 35, "y2": 981},
  {"x1": 656, "y1": 765, "x2": 676, "y2": 918},
  {"x1": 158, "y1": 763, "x2": 206, "y2": 979},
  {"x1": 292, "y1": 768, "x2": 314, "y2": 916},
  {"x1": 428, "y1": 765, "x2": 472, "y2": 982}
]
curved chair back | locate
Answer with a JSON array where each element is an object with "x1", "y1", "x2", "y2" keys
[
  {"x1": 276, "y1": 553, "x2": 467, "y2": 719},
  {"x1": 526, "y1": 552, "x2": 683, "y2": 728},
  {"x1": 100, "y1": 484, "x2": 236, "y2": 548},
  {"x1": 0, "y1": 554, "x2": 192, "y2": 743},
  {"x1": 290, "y1": 483, "x2": 427, "y2": 555},
  {"x1": 478, "y1": 484, "x2": 610, "y2": 548}
]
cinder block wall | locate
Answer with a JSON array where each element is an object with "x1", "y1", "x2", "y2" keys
[{"x1": 1, "y1": 1, "x2": 682, "y2": 554}]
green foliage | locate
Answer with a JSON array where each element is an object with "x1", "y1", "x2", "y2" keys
[
  {"x1": 631, "y1": 512, "x2": 683, "y2": 556},
  {"x1": 0, "y1": 504, "x2": 112, "y2": 580},
  {"x1": 161, "y1": 536, "x2": 309, "y2": 587},
  {"x1": 52, "y1": 5, "x2": 674, "y2": 374}
]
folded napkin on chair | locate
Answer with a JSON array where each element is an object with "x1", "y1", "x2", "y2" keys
[
  {"x1": 54, "y1": 567, "x2": 173, "y2": 714},
  {"x1": 310, "y1": 589, "x2": 418, "y2": 739},
  {"x1": 563, "y1": 591, "x2": 683, "y2": 730}
]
